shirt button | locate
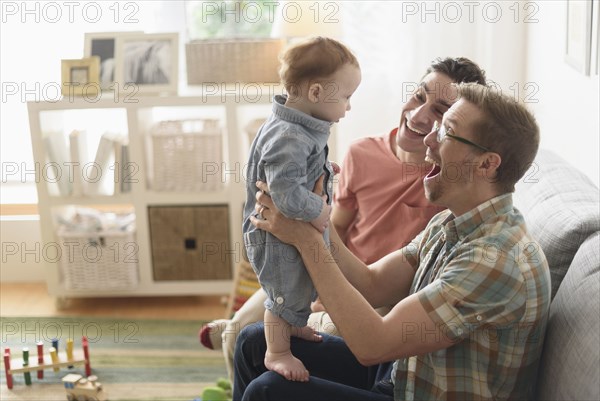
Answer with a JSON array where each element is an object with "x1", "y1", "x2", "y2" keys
[
  {"x1": 477, "y1": 315, "x2": 482, "y2": 321},
  {"x1": 457, "y1": 328, "x2": 463, "y2": 335},
  {"x1": 276, "y1": 296, "x2": 284, "y2": 305}
]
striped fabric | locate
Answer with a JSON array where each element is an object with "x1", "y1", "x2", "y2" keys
[{"x1": 393, "y1": 194, "x2": 551, "y2": 401}]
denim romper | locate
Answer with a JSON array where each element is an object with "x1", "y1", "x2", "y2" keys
[{"x1": 242, "y1": 95, "x2": 335, "y2": 327}]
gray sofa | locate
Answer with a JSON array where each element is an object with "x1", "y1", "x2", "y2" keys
[{"x1": 511, "y1": 149, "x2": 599, "y2": 400}]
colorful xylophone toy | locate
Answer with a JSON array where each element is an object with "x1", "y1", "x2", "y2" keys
[{"x1": 3, "y1": 336, "x2": 92, "y2": 389}]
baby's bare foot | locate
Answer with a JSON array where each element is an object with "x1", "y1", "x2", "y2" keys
[{"x1": 265, "y1": 350, "x2": 309, "y2": 382}]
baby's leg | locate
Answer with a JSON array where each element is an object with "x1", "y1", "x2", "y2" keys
[{"x1": 264, "y1": 310, "x2": 309, "y2": 382}]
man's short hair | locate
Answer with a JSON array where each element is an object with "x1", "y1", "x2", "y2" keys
[
  {"x1": 456, "y1": 83, "x2": 540, "y2": 192},
  {"x1": 425, "y1": 57, "x2": 487, "y2": 85}
]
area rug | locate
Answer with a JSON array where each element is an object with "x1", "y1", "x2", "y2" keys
[{"x1": 1, "y1": 317, "x2": 227, "y2": 401}]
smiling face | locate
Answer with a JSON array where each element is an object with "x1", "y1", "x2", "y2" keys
[
  {"x1": 395, "y1": 72, "x2": 456, "y2": 159},
  {"x1": 422, "y1": 98, "x2": 488, "y2": 214}
]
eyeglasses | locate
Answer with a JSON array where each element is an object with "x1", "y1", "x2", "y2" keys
[{"x1": 432, "y1": 121, "x2": 491, "y2": 153}]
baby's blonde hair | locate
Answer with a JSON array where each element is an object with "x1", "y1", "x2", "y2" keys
[{"x1": 278, "y1": 36, "x2": 359, "y2": 97}]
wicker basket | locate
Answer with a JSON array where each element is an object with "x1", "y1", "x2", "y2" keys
[
  {"x1": 58, "y1": 228, "x2": 139, "y2": 290},
  {"x1": 151, "y1": 119, "x2": 224, "y2": 192},
  {"x1": 186, "y1": 39, "x2": 283, "y2": 84}
]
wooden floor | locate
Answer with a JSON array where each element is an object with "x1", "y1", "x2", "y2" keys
[{"x1": 0, "y1": 282, "x2": 227, "y2": 321}]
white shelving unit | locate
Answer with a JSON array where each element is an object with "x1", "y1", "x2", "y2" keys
[{"x1": 28, "y1": 87, "x2": 279, "y2": 298}]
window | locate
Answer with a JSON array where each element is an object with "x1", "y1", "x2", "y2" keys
[{"x1": 186, "y1": 0, "x2": 276, "y2": 39}]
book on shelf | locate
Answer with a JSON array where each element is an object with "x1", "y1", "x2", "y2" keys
[
  {"x1": 43, "y1": 132, "x2": 71, "y2": 196},
  {"x1": 68, "y1": 129, "x2": 89, "y2": 197},
  {"x1": 113, "y1": 137, "x2": 123, "y2": 195},
  {"x1": 111, "y1": 134, "x2": 130, "y2": 195},
  {"x1": 120, "y1": 140, "x2": 132, "y2": 194},
  {"x1": 87, "y1": 132, "x2": 116, "y2": 196},
  {"x1": 85, "y1": 132, "x2": 131, "y2": 196}
]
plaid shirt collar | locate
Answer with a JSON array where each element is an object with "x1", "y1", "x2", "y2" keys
[{"x1": 439, "y1": 193, "x2": 514, "y2": 247}]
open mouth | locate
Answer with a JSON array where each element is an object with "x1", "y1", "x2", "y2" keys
[
  {"x1": 425, "y1": 155, "x2": 441, "y2": 179},
  {"x1": 404, "y1": 115, "x2": 427, "y2": 138}
]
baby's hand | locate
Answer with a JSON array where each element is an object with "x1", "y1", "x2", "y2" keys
[{"x1": 310, "y1": 201, "x2": 331, "y2": 233}]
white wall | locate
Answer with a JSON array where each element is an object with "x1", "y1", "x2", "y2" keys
[{"x1": 525, "y1": 1, "x2": 599, "y2": 185}]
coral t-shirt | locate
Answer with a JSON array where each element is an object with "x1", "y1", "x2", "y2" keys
[{"x1": 334, "y1": 128, "x2": 445, "y2": 264}]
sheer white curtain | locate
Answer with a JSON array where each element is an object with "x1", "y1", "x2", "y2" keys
[{"x1": 335, "y1": 0, "x2": 526, "y2": 160}]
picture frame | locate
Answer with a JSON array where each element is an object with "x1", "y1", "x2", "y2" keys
[
  {"x1": 114, "y1": 32, "x2": 179, "y2": 95},
  {"x1": 61, "y1": 57, "x2": 100, "y2": 97},
  {"x1": 83, "y1": 31, "x2": 143, "y2": 90},
  {"x1": 590, "y1": 0, "x2": 599, "y2": 76},
  {"x1": 565, "y1": 0, "x2": 593, "y2": 75}
]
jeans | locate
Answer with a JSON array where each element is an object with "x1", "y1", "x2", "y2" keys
[{"x1": 233, "y1": 322, "x2": 395, "y2": 401}]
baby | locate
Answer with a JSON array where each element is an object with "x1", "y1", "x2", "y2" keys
[{"x1": 242, "y1": 36, "x2": 361, "y2": 381}]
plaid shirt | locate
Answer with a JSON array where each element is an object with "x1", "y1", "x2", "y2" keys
[{"x1": 393, "y1": 194, "x2": 551, "y2": 401}]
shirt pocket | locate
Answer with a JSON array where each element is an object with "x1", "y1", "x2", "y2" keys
[{"x1": 243, "y1": 229, "x2": 267, "y2": 266}]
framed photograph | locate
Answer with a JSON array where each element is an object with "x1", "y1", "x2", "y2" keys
[
  {"x1": 114, "y1": 32, "x2": 179, "y2": 95},
  {"x1": 591, "y1": 0, "x2": 599, "y2": 75},
  {"x1": 61, "y1": 57, "x2": 100, "y2": 97},
  {"x1": 83, "y1": 31, "x2": 143, "y2": 90},
  {"x1": 565, "y1": 0, "x2": 593, "y2": 75}
]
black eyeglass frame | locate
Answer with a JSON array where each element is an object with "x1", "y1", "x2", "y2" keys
[{"x1": 432, "y1": 121, "x2": 491, "y2": 153}]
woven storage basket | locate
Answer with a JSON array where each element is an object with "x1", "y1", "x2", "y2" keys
[
  {"x1": 186, "y1": 39, "x2": 283, "y2": 84},
  {"x1": 58, "y1": 228, "x2": 138, "y2": 290},
  {"x1": 151, "y1": 119, "x2": 223, "y2": 192}
]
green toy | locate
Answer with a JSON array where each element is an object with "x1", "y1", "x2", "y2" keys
[{"x1": 197, "y1": 378, "x2": 232, "y2": 401}]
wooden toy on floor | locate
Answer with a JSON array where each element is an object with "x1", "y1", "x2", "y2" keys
[
  {"x1": 62, "y1": 373, "x2": 107, "y2": 401},
  {"x1": 3, "y1": 336, "x2": 92, "y2": 389}
]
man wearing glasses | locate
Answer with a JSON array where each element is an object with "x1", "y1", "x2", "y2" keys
[{"x1": 234, "y1": 82, "x2": 550, "y2": 401}]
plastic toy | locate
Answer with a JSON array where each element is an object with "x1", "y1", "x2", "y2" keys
[
  {"x1": 62, "y1": 373, "x2": 108, "y2": 401},
  {"x1": 193, "y1": 377, "x2": 232, "y2": 401},
  {"x1": 3, "y1": 336, "x2": 92, "y2": 389}
]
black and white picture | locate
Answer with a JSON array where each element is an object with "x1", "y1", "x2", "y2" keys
[
  {"x1": 115, "y1": 33, "x2": 179, "y2": 95},
  {"x1": 123, "y1": 40, "x2": 172, "y2": 85},
  {"x1": 84, "y1": 32, "x2": 144, "y2": 91}
]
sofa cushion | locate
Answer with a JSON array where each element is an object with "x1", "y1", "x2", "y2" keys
[
  {"x1": 513, "y1": 149, "x2": 600, "y2": 299},
  {"x1": 535, "y1": 232, "x2": 600, "y2": 400}
]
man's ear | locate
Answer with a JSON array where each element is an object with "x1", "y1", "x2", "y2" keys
[
  {"x1": 478, "y1": 152, "x2": 502, "y2": 180},
  {"x1": 308, "y1": 83, "x2": 323, "y2": 103}
]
